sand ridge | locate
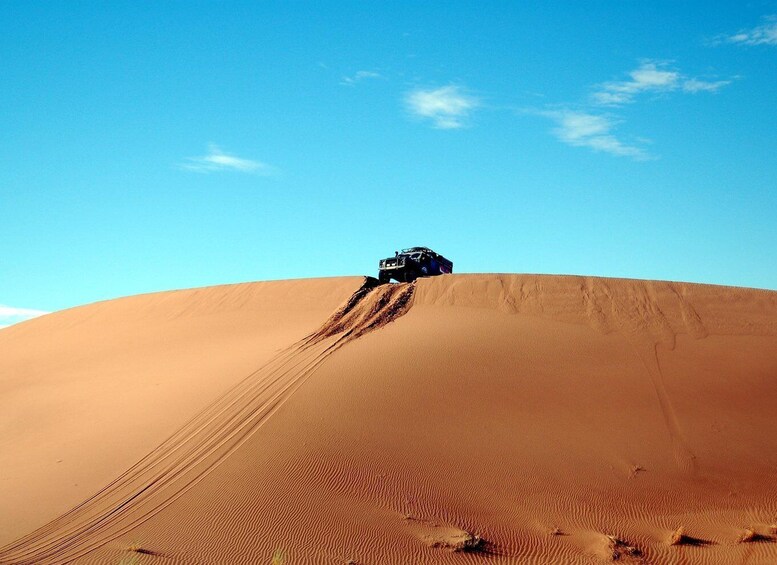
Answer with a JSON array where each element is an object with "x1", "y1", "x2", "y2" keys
[{"x1": 1, "y1": 274, "x2": 776, "y2": 564}]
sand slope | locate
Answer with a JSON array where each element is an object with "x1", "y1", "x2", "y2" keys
[
  {"x1": 1, "y1": 274, "x2": 776, "y2": 564},
  {"x1": 0, "y1": 277, "x2": 363, "y2": 547}
]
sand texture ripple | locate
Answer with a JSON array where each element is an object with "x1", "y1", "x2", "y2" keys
[{"x1": 1, "y1": 274, "x2": 776, "y2": 564}]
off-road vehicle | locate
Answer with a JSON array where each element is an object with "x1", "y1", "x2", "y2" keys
[{"x1": 378, "y1": 247, "x2": 453, "y2": 283}]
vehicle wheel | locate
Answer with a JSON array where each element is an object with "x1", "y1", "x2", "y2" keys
[{"x1": 421, "y1": 266, "x2": 428, "y2": 276}]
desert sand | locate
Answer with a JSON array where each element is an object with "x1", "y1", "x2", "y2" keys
[{"x1": 1, "y1": 274, "x2": 776, "y2": 564}]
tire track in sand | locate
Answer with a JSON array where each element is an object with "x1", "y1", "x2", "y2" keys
[
  {"x1": 584, "y1": 279, "x2": 698, "y2": 474},
  {"x1": 0, "y1": 277, "x2": 414, "y2": 565}
]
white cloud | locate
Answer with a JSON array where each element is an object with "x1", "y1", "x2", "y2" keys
[
  {"x1": 724, "y1": 16, "x2": 777, "y2": 46},
  {"x1": 533, "y1": 60, "x2": 731, "y2": 158},
  {"x1": 682, "y1": 78, "x2": 731, "y2": 93},
  {"x1": 592, "y1": 61, "x2": 731, "y2": 105},
  {"x1": 341, "y1": 70, "x2": 382, "y2": 86},
  {"x1": 405, "y1": 85, "x2": 479, "y2": 129},
  {"x1": 0, "y1": 305, "x2": 49, "y2": 328},
  {"x1": 540, "y1": 110, "x2": 649, "y2": 159},
  {"x1": 180, "y1": 145, "x2": 275, "y2": 174},
  {"x1": 592, "y1": 61, "x2": 680, "y2": 105},
  {"x1": 631, "y1": 65, "x2": 679, "y2": 86}
]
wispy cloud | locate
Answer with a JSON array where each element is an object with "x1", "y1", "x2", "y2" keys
[
  {"x1": 533, "y1": 59, "x2": 731, "y2": 158},
  {"x1": 722, "y1": 15, "x2": 777, "y2": 46},
  {"x1": 0, "y1": 305, "x2": 49, "y2": 328},
  {"x1": 592, "y1": 62, "x2": 679, "y2": 105},
  {"x1": 592, "y1": 61, "x2": 730, "y2": 106},
  {"x1": 682, "y1": 78, "x2": 731, "y2": 93},
  {"x1": 405, "y1": 85, "x2": 479, "y2": 129},
  {"x1": 180, "y1": 145, "x2": 275, "y2": 174},
  {"x1": 539, "y1": 110, "x2": 649, "y2": 160},
  {"x1": 340, "y1": 70, "x2": 382, "y2": 86}
]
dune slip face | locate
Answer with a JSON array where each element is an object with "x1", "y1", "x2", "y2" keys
[
  {"x1": 2, "y1": 274, "x2": 777, "y2": 564},
  {"x1": 0, "y1": 278, "x2": 414, "y2": 564}
]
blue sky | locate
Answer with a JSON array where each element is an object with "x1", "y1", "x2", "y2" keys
[{"x1": 2, "y1": 1, "x2": 777, "y2": 325}]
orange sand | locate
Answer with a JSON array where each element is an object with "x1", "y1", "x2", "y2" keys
[{"x1": 1, "y1": 274, "x2": 776, "y2": 564}]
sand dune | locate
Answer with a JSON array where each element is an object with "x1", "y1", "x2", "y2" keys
[
  {"x1": 1, "y1": 274, "x2": 776, "y2": 564},
  {"x1": 0, "y1": 278, "x2": 363, "y2": 547}
]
